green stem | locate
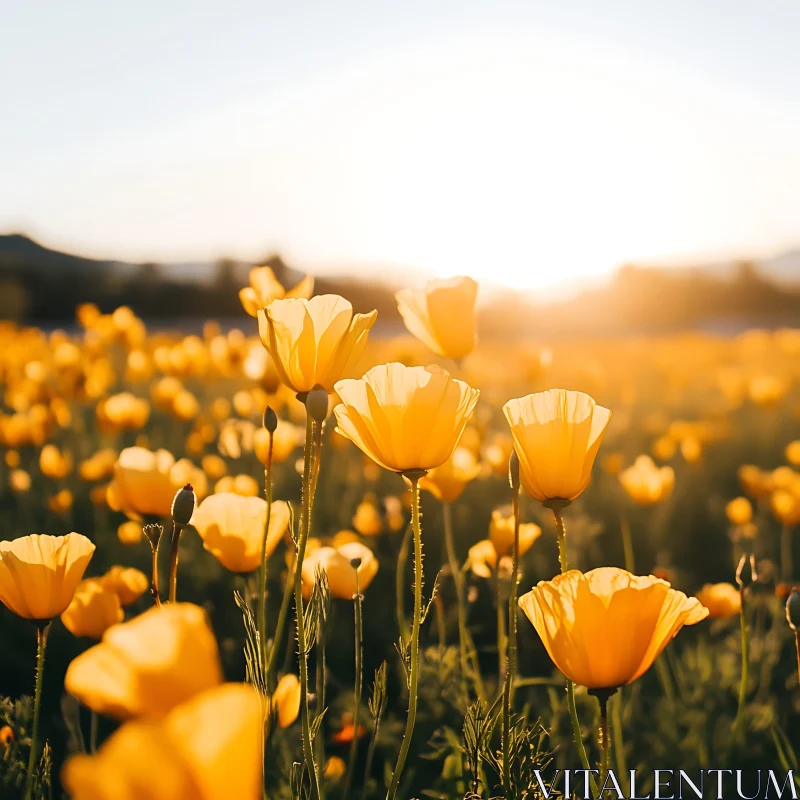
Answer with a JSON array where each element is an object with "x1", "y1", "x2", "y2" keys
[
  {"x1": 295, "y1": 415, "x2": 323, "y2": 800},
  {"x1": 344, "y1": 574, "x2": 364, "y2": 798},
  {"x1": 386, "y1": 477, "x2": 424, "y2": 800},
  {"x1": 150, "y1": 540, "x2": 161, "y2": 607},
  {"x1": 620, "y1": 509, "x2": 635, "y2": 573},
  {"x1": 502, "y1": 485, "x2": 521, "y2": 795},
  {"x1": 496, "y1": 572, "x2": 506, "y2": 688},
  {"x1": 611, "y1": 692, "x2": 628, "y2": 796},
  {"x1": 795, "y1": 631, "x2": 800, "y2": 687},
  {"x1": 361, "y1": 718, "x2": 381, "y2": 800},
  {"x1": 395, "y1": 522, "x2": 412, "y2": 642},
  {"x1": 168, "y1": 522, "x2": 182, "y2": 603},
  {"x1": 315, "y1": 611, "x2": 326, "y2": 783},
  {"x1": 781, "y1": 524, "x2": 793, "y2": 583},
  {"x1": 258, "y1": 433, "x2": 274, "y2": 671},
  {"x1": 89, "y1": 710, "x2": 98, "y2": 754},
  {"x1": 733, "y1": 587, "x2": 750, "y2": 734},
  {"x1": 24, "y1": 623, "x2": 49, "y2": 800},
  {"x1": 442, "y1": 503, "x2": 486, "y2": 703},
  {"x1": 551, "y1": 507, "x2": 594, "y2": 788},
  {"x1": 598, "y1": 695, "x2": 610, "y2": 788},
  {"x1": 266, "y1": 559, "x2": 294, "y2": 694}
]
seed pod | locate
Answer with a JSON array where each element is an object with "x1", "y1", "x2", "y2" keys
[
  {"x1": 171, "y1": 484, "x2": 196, "y2": 527},
  {"x1": 508, "y1": 450, "x2": 520, "y2": 491},
  {"x1": 735, "y1": 553, "x2": 757, "y2": 589},
  {"x1": 263, "y1": 405, "x2": 278, "y2": 433},
  {"x1": 786, "y1": 589, "x2": 800, "y2": 631},
  {"x1": 306, "y1": 385, "x2": 329, "y2": 424}
]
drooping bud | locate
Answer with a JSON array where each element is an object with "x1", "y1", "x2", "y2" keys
[
  {"x1": 508, "y1": 450, "x2": 520, "y2": 491},
  {"x1": 171, "y1": 483, "x2": 196, "y2": 527},
  {"x1": 786, "y1": 589, "x2": 800, "y2": 631},
  {"x1": 263, "y1": 405, "x2": 278, "y2": 433},
  {"x1": 736, "y1": 553, "x2": 757, "y2": 589},
  {"x1": 349, "y1": 557, "x2": 363, "y2": 571},
  {"x1": 306, "y1": 384, "x2": 329, "y2": 424}
]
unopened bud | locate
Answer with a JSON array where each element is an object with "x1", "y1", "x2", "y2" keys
[
  {"x1": 171, "y1": 483, "x2": 196, "y2": 527},
  {"x1": 736, "y1": 553, "x2": 757, "y2": 589},
  {"x1": 349, "y1": 557, "x2": 362, "y2": 571},
  {"x1": 263, "y1": 405, "x2": 278, "y2": 433},
  {"x1": 787, "y1": 589, "x2": 800, "y2": 631},
  {"x1": 508, "y1": 450, "x2": 520, "y2": 491},
  {"x1": 306, "y1": 384, "x2": 329, "y2": 424}
]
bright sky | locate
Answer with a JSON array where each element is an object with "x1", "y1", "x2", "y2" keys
[{"x1": 2, "y1": 1, "x2": 800, "y2": 291}]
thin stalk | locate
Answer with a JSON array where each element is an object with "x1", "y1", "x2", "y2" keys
[
  {"x1": 502, "y1": 485, "x2": 521, "y2": 795},
  {"x1": 361, "y1": 717, "x2": 381, "y2": 800},
  {"x1": 395, "y1": 522, "x2": 412, "y2": 642},
  {"x1": 168, "y1": 522, "x2": 183, "y2": 603},
  {"x1": 266, "y1": 560, "x2": 294, "y2": 693},
  {"x1": 315, "y1": 610, "x2": 327, "y2": 783},
  {"x1": 551, "y1": 507, "x2": 594, "y2": 786},
  {"x1": 620, "y1": 509, "x2": 635, "y2": 573},
  {"x1": 258, "y1": 432, "x2": 274, "y2": 671},
  {"x1": 611, "y1": 692, "x2": 628, "y2": 796},
  {"x1": 496, "y1": 572, "x2": 506, "y2": 688},
  {"x1": 733, "y1": 586, "x2": 750, "y2": 734},
  {"x1": 442, "y1": 502, "x2": 486, "y2": 702},
  {"x1": 344, "y1": 574, "x2": 364, "y2": 798},
  {"x1": 150, "y1": 541, "x2": 161, "y2": 607},
  {"x1": 24, "y1": 623, "x2": 49, "y2": 800},
  {"x1": 795, "y1": 631, "x2": 800, "y2": 686},
  {"x1": 598, "y1": 694, "x2": 611, "y2": 788},
  {"x1": 386, "y1": 477, "x2": 424, "y2": 800},
  {"x1": 781, "y1": 524, "x2": 793, "y2": 583},
  {"x1": 295, "y1": 415, "x2": 323, "y2": 800}
]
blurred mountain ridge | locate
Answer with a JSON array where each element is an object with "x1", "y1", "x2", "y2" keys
[{"x1": 1, "y1": 233, "x2": 799, "y2": 335}]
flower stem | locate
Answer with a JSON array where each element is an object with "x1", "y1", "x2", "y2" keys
[
  {"x1": 266, "y1": 559, "x2": 294, "y2": 694},
  {"x1": 733, "y1": 586, "x2": 750, "y2": 734},
  {"x1": 361, "y1": 718, "x2": 381, "y2": 800},
  {"x1": 442, "y1": 502, "x2": 486, "y2": 703},
  {"x1": 258, "y1": 432, "x2": 274, "y2": 672},
  {"x1": 295, "y1": 414, "x2": 323, "y2": 800},
  {"x1": 551, "y1": 507, "x2": 595, "y2": 787},
  {"x1": 395, "y1": 522, "x2": 411, "y2": 642},
  {"x1": 597, "y1": 693, "x2": 611, "y2": 788},
  {"x1": 795, "y1": 631, "x2": 800, "y2": 687},
  {"x1": 620, "y1": 509, "x2": 635, "y2": 573},
  {"x1": 344, "y1": 574, "x2": 364, "y2": 798},
  {"x1": 502, "y1": 485, "x2": 521, "y2": 795},
  {"x1": 168, "y1": 522, "x2": 183, "y2": 603},
  {"x1": 150, "y1": 540, "x2": 161, "y2": 607},
  {"x1": 611, "y1": 691, "x2": 628, "y2": 796},
  {"x1": 89, "y1": 710, "x2": 98, "y2": 754},
  {"x1": 496, "y1": 572, "x2": 507, "y2": 687},
  {"x1": 24, "y1": 623, "x2": 49, "y2": 800},
  {"x1": 386, "y1": 477, "x2": 424, "y2": 800}
]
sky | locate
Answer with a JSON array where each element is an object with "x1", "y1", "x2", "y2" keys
[{"x1": 2, "y1": 1, "x2": 800, "y2": 292}]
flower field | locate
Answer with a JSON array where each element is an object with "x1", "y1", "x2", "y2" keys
[{"x1": 0, "y1": 269, "x2": 799, "y2": 799}]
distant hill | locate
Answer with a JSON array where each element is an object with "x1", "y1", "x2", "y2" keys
[{"x1": 1, "y1": 233, "x2": 800, "y2": 334}]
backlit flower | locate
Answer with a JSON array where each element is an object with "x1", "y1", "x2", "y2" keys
[
  {"x1": 503, "y1": 389, "x2": 611, "y2": 504},
  {"x1": 64, "y1": 603, "x2": 223, "y2": 719},
  {"x1": 269, "y1": 673, "x2": 301, "y2": 729},
  {"x1": 100, "y1": 566, "x2": 149, "y2": 606},
  {"x1": 726, "y1": 497, "x2": 753, "y2": 527},
  {"x1": 61, "y1": 579, "x2": 124, "y2": 640},
  {"x1": 302, "y1": 541, "x2": 378, "y2": 599},
  {"x1": 419, "y1": 446, "x2": 481, "y2": 504},
  {"x1": 396, "y1": 276, "x2": 478, "y2": 360},
  {"x1": 191, "y1": 493, "x2": 290, "y2": 573},
  {"x1": 258, "y1": 295, "x2": 377, "y2": 393},
  {"x1": 334, "y1": 363, "x2": 479, "y2": 474},
  {"x1": 694, "y1": 583, "x2": 741, "y2": 619},
  {"x1": 106, "y1": 447, "x2": 180, "y2": 520},
  {"x1": 0, "y1": 533, "x2": 95, "y2": 620},
  {"x1": 488, "y1": 507, "x2": 542, "y2": 558},
  {"x1": 619, "y1": 455, "x2": 675, "y2": 505},
  {"x1": 239, "y1": 264, "x2": 314, "y2": 317},
  {"x1": 518, "y1": 567, "x2": 707, "y2": 689}
]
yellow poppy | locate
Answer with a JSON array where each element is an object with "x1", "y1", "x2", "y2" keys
[
  {"x1": 64, "y1": 603, "x2": 223, "y2": 719},
  {"x1": 0, "y1": 533, "x2": 95, "y2": 620},
  {"x1": 488, "y1": 507, "x2": 542, "y2": 558},
  {"x1": 725, "y1": 497, "x2": 753, "y2": 527},
  {"x1": 100, "y1": 566, "x2": 150, "y2": 606},
  {"x1": 191, "y1": 493, "x2": 290, "y2": 573},
  {"x1": 518, "y1": 567, "x2": 707, "y2": 689},
  {"x1": 395, "y1": 276, "x2": 478, "y2": 360},
  {"x1": 503, "y1": 389, "x2": 611, "y2": 504},
  {"x1": 334, "y1": 363, "x2": 480, "y2": 474},
  {"x1": 269, "y1": 673, "x2": 301, "y2": 729},
  {"x1": 694, "y1": 583, "x2": 741, "y2": 619},
  {"x1": 619, "y1": 455, "x2": 675, "y2": 505},
  {"x1": 419, "y1": 447, "x2": 481, "y2": 504},
  {"x1": 106, "y1": 447, "x2": 179, "y2": 520},
  {"x1": 258, "y1": 295, "x2": 377, "y2": 393},
  {"x1": 302, "y1": 541, "x2": 378, "y2": 599},
  {"x1": 239, "y1": 264, "x2": 314, "y2": 317},
  {"x1": 62, "y1": 683, "x2": 262, "y2": 800},
  {"x1": 61, "y1": 579, "x2": 124, "y2": 640}
]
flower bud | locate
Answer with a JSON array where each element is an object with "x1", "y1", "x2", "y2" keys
[
  {"x1": 349, "y1": 557, "x2": 362, "y2": 571},
  {"x1": 508, "y1": 450, "x2": 520, "y2": 491},
  {"x1": 306, "y1": 385, "x2": 329, "y2": 424},
  {"x1": 263, "y1": 405, "x2": 278, "y2": 433},
  {"x1": 171, "y1": 484, "x2": 196, "y2": 527},
  {"x1": 786, "y1": 589, "x2": 800, "y2": 631},
  {"x1": 736, "y1": 553, "x2": 757, "y2": 589}
]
